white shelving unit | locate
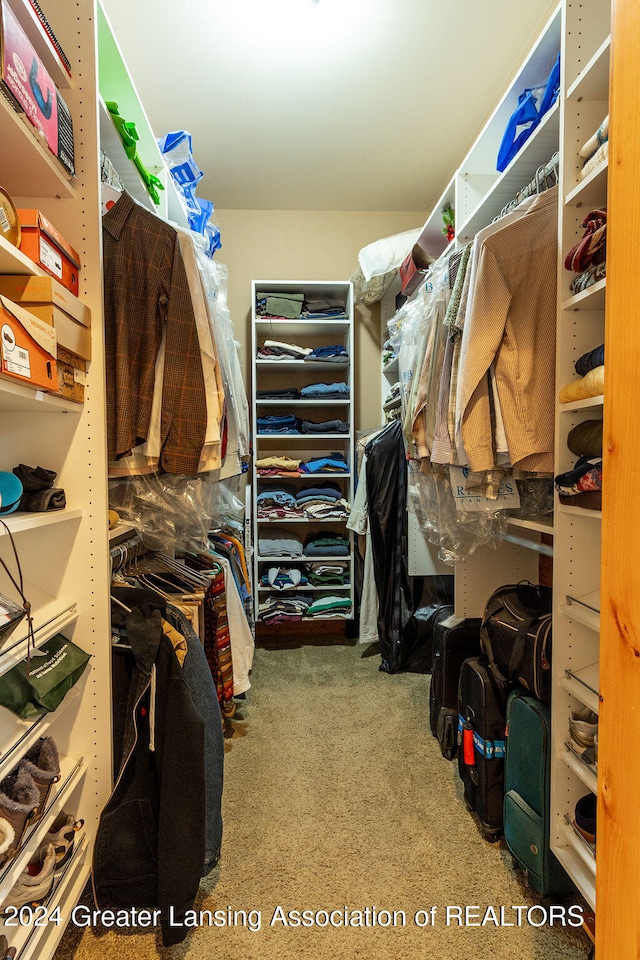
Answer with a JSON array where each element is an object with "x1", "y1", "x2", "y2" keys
[
  {"x1": 251, "y1": 281, "x2": 355, "y2": 624},
  {"x1": 550, "y1": 0, "x2": 610, "y2": 913},
  {"x1": 394, "y1": 6, "x2": 562, "y2": 602},
  {"x1": 0, "y1": 1, "x2": 112, "y2": 957}
]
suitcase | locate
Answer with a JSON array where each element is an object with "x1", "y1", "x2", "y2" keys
[
  {"x1": 457, "y1": 656, "x2": 507, "y2": 842},
  {"x1": 504, "y1": 690, "x2": 574, "y2": 897},
  {"x1": 429, "y1": 614, "x2": 482, "y2": 759}
]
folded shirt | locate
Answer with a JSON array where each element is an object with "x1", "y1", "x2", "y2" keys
[
  {"x1": 559, "y1": 365, "x2": 604, "y2": 403},
  {"x1": 258, "y1": 532, "x2": 304, "y2": 557},
  {"x1": 570, "y1": 261, "x2": 606, "y2": 295},
  {"x1": 300, "y1": 382, "x2": 350, "y2": 398},
  {"x1": 300, "y1": 419, "x2": 349, "y2": 434},
  {"x1": 302, "y1": 456, "x2": 349, "y2": 473},
  {"x1": 256, "y1": 456, "x2": 302, "y2": 470},
  {"x1": 304, "y1": 345, "x2": 349, "y2": 362},
  {"x1": 575, "y1": 343, "x2": 604, "y2": 377},
  {"x1": 256, "y1": 292, "x2": 304, "y2": 319},
  {"x1": 295, "y1": 484, "x2": 343, "y2": 502},
  {"x1": 256, "y1": 388, "x2": 301, "y2": 400}
]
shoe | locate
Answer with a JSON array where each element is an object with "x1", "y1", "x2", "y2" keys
[
  {"x1": 569, "y1": 711, "x2": 598, "y2": 749},
  {"x1": 574, "y1": 793, "x2": 597, "y2": 845},
  {"x1": 0, "y1": 935, "x2": 16, "y2": 959},
  {"x1": 0, "y1": 768, "x2": 40, "y2": 862},
  {"x1": 1, "y1": 841, "x2": 56, "y2": 910},
  {"x1": 0, "y1": 818, "x2": 15, "y2": 865},
  {"x1": 20, "y1": 737, "x2": 60, "y2": 823},
  {"x1": 46, "y1": 812, "x2": 84, "y2": 870}
]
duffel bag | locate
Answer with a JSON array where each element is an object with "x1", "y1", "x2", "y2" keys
[{"x1": 480, "y1": 582, "x2": 552, "y2": 703}]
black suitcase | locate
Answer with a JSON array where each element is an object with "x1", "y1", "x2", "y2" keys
[
  {"x1": 457, "y1": 655, "x2": 507, "y2": 842},
  {"x1": 429, "y1": 614, "x2": 482, "y2": 759},
  {"x1": 504, "y1": 690, "x2": 574, "y2": 896}
]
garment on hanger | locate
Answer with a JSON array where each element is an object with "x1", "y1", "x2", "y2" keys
[
  {"x1": 96, "y1": 587, "x2": 210, "y2": 947},
  {"x1": 103, "y1": 191, "x2": 207, "y2": 475}
]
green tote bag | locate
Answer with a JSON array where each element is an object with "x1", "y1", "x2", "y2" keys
[{"x1": 0, "y1": 633, "x2": 91, "y2": 720}]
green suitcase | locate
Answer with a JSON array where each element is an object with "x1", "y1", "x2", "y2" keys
[{"x1": 504, "y1": 690, "x2": 574, "y2": 897}]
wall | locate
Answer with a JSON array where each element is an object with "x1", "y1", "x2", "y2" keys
[{"x1": 215, "y1": 209, "x2": 424, "y2": 431}]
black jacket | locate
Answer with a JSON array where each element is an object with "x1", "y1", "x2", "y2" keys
[{"x1": 93, "y1": 594, "x2": 206, "y2": 946}]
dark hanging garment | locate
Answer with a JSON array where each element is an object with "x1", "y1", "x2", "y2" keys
[{"x1": 365, "y1": 420, "x2": 453, "y2": 673}]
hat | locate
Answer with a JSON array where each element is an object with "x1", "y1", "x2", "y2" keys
[{"x1": 0, "y1": 472, "x2": 22, "y2": 515}]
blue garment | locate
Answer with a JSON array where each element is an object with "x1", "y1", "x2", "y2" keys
[
  {"x1": 497, "y1": 54, "x2": 561, "y2": 172},
  {"x1": 257, "y1": 415, "x2": 301, "y2": 434},
  {"x1": 301, "y1": 381, "x2": 350, "y2": 398},
  {"x1": 575, "y1": 343, "x2": 604, "y2": 377},
  {"x1": 302, "y1": 456, "x2": 349, "y2": 473},
  {"x1": 257, "y1": 489, "x2": 298, "y2": 510},
  {"x1": 295, "y1": 485, "x2": 343, "y2": 501},
  {"x1": 305, "y1": 345, "x2": 349, "y2": 361}
]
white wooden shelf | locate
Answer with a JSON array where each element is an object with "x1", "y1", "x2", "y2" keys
[
  {"x1": 565, "y1": 159, "x2": 608, "y2": 207},
  {"x1": 0, "y1": 96, "x2": 76, "y2": 200},
  {"x1": 256, "y1": 400, "x2": 351, "y2": 407},
  {"x1": 9, "y1": 0, "x2": 73, "y2": 90},
  {"x1": 558, "y1": 395, "x2": 604, "y2": 413},
  {"x1": 0, "y1": 377, "x2": 82, "y2": 414},
  {"x1": 561, "y1": 743, "x2": 598, "y2": 794},
  {"x1": 562, "y1": 278, "x2": 607, "y2": 311},
  {"x1": 257, "y1": 517, "x2": 349, "y2": 524},
  {"x1": 557, "y1": 504, "x2": 602, "y2": 521},
  {"x1": 560, "y1": 662, "x2": 601, "y2": 715},
  {"x1": 555, "y1": 834, "x2": 596, "y2": 908},
  {"x1": 567, "y1": 36, "x2": 611, "y2": 101},
  {"x1": 256, "y1": 554, "x2": 352, "y2": 564}
]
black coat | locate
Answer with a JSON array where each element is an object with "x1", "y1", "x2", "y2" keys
[{"x1": 93, "y1": 596, "x2": 206, "y2": 946}]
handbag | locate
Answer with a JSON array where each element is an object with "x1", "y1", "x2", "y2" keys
[
  {"x1": 479, "y1": 582, "x2": 552, "y2": 703},
  {"x1": 0, "y1": 633, "x2": 91, "y2": 719}
]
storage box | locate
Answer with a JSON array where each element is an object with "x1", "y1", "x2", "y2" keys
[
  {"x1": 54, "y1": 346, "x2": 85, "y2": 403},
  {"x1": 0, "y1": 295, "x2": 56, "y2": 390},
  {"x1": 0, "y1": 274, "x2": 89, "y2": 326},
  {"x1": 15, "y1": 211, "x2": 80, "y2": 295},
  {"x1": 0, "y1": 0, "x2": 75, "y2": 177},
  {"x1": 0, "y1": 275, "x2": 91, "y2": 359}
]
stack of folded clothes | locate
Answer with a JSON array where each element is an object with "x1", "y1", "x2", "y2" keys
[
  {"x1": 257, "y1": 339, "x2": 312, "y2": 360},
  {"x1": 256, "y1": 414, "x2": 302, "y2": 434},
  {"x1": 258, "y1": 531, "x2": 304, "y2": 558},
  {"x1": 256, "y1": 387, "x2": 300, "y2": 400},
  {"x1": 260, "y1": 567, "x2": 310, "y2": 590},
  {"x1": 300, "y1": 298, "x2": 347, "y2": 320},
  {"x1": 555, "y1": 457, "x2": 602, "y2": 510},
  {"x1": 256, "y1": 456, "x2": 303, "y2": 476},
  {"x1": 558, "y1": 342, "x2": 604, "y2": 405},
  {"x1": 306, "y1": 595, "x2": 352, "y2": 619},
  {"x1": 300, "y1": 419, "x2": 349, "y2": 434},
  {"x1": 257, "y1": 594, "x2": 313, "y2": 623},
  {"x1": 301, "y1": 454, "x2": 349, "y2": 474},
  {"x1": 256, "y1": 292, "x2": 304, "y2": 319},
  {"x1": 295, "y1": 483, "x2": 350, "y2": 520},
  {"x1": 577, "y1": 115, "x2": 608, "y2": 182},
  {"x1": 306, "y1": 562, "x2": 349, "y2": 587},
  {"x1": 555, "y1": 412, "x2": 603, "y2": 510},
  {"x1": 304, "y1": 345, "x2": 349, "y2": 363},
  {"x1": 256, "y1": 487, "x2": 300, "y2": 519},
  {"x1": 303, "y1": 532, "x2": 350, "y2": 557},
  {"x1": 300, "y1": 381, "x2": 349, "y2": 399}
]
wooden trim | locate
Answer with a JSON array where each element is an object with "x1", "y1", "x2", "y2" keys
[{"x1": 597, "y1": 1, "x2": 640, "y2": 954}]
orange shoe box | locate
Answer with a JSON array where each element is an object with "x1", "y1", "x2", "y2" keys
[
  {"x1": 0, "y1": 296, "x2": 56, "y2": 391},
  {"x1": 16, "y1": 210, "x2": 80, "y2": 296}
]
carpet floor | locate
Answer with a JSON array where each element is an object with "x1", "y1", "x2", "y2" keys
[{"x1": 53, "y1": 642, "x2": 590, "y2": 960}]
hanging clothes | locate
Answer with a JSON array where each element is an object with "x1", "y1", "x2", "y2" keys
[{"x1": 103, "y1": 191, "x2": 207, "y2": 475}]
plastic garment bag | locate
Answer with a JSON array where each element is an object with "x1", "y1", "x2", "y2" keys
[{"x1": 365, "y1": 421, "x2": 452, "y2": 674}]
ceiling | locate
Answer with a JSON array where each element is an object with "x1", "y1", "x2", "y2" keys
[{"x1": 100, "y1": 0, "x2": 558, "y2": 214}]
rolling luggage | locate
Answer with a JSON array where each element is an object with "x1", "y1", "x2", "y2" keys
[
  {"x1": 504, "y1": 690, "x2": 574, "y2": 896},
  {"x1": 457, "y1": 655, "x2": 507, "y2": 842},
  {"x1": 429, "y1": 614, "x2": 482, "y2": 759}
]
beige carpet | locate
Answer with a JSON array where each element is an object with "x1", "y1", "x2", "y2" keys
[{"x1": 54, "y1": 642, "x2": 589, "y2": 960}]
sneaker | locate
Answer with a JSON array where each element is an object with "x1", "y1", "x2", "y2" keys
[
  {"x1": 569, "y1": 711, "x2": 598, "y2": 749},
  {"x1": 46, "y1": 812, "x2": 83, "y2": 870},
  {"x1": 1, "y1": 842, "x2": 56, "y2": 910}
]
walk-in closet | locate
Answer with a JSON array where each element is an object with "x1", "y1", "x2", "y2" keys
[{"x1": 0, "y1": 0, "x2": 636, "y2": 958}]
